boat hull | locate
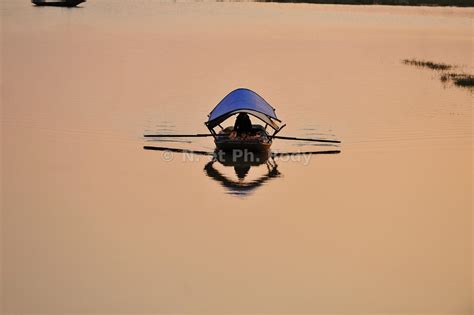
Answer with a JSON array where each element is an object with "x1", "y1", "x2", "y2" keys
[
  {"x1": 32, "y1": 0, "x2": 85, "y2": 7},
  {"x1": 214, "y1": 150, "x2": 271, "y2": 166},
  {"x1": 214, "y1": 124, "x2": 272, "y2": 153},
  {"x1": 215, "y1": 140, "x2": 271, "y2": 152}
]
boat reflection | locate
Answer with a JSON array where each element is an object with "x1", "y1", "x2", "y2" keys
[
  {"x1": 204, "y1": 150, "x2": 280, "y2": 196},
  {"x1": 143, "y1": 145, "x2": 340, "y2": 197}
]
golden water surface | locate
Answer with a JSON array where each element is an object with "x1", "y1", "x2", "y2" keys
[{"x1": 1, "y1": 0, "x2": 473, "y2": 313}]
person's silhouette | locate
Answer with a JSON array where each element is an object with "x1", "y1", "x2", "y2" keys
[{"x1": 233, "y1": 113, "x2": 252, "y2": 136}]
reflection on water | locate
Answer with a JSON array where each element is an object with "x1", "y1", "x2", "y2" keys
[
  {"x1": 145, "y1": 120, "x2": 341, "y2": 196},
  {"x1": 204, "y1": 151, "x2": 281, "y2": 196},
  {"x1": 144, "y1": 145, "x2": 340, "y2": 196}
]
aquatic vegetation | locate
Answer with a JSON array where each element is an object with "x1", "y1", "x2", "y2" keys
[
  {"x1": 402, "y1": 59, "x2": 452, "y2": 71},
  {"x1": 403, "y1": 58, "x2": 473, "y2": 89},
  {"x1": 440, "y1": 73, "x2": 474, "y2": 88}
]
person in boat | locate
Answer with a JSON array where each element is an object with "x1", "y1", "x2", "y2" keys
[{"x1": 233, "y1": 113, "x2": 253, "y2": 137}]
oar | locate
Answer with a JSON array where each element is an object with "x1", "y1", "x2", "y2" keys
[
  {"x1": 272, "y1": 150, "x2": 341, "y2": 157},
  {"x1": 272, "y1": 135, "x2": 341, "y2": 144},
  {"x1": 144, "y1": 145, "x2": 341, "y2": 158},
  {"x1": 143, "y1": 146, "x2": 213, "y2": 156},
  {"x1": 144, "y1": 134, "x2": 213, "y2": 138},
  {"x1": 144, "y1": 133, "x2": 341, "y2": 144}
]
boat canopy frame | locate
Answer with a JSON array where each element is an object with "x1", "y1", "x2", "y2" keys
[{"x1": 205, "y1": 88, "x2": 283, "y2": 137}]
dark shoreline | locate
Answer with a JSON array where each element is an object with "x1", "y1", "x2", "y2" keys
[{"x1": 257, "y1": 0, "x2": 474, "y2": 7}]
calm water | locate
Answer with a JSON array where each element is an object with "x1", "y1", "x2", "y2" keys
[{"x1": 1, "y1": 0, "x2": 473, "y2": 313}]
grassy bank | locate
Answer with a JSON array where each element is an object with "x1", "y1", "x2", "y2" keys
[{"x1": 260, "y1": 0, "x2": 474, "y2": 7}]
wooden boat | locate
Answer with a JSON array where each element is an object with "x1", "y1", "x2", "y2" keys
[
  {"x1": 143, "y1": 89, "x2": 340, "y2": 152},
  {"x1": 205, "y1": 88, "x2": 285, "y2": 152},
  {"x1": 32, "y1": 0, "x2": 85, "y2": 7}
]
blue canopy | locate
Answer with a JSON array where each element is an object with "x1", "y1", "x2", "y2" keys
[{"x1": 206, "y1": 88, "x2": 281, "y2": 130}]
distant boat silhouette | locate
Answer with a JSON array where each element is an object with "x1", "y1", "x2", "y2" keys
[{"x1": 32, "y1": 0, "x2": 85, "y2": 7}]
